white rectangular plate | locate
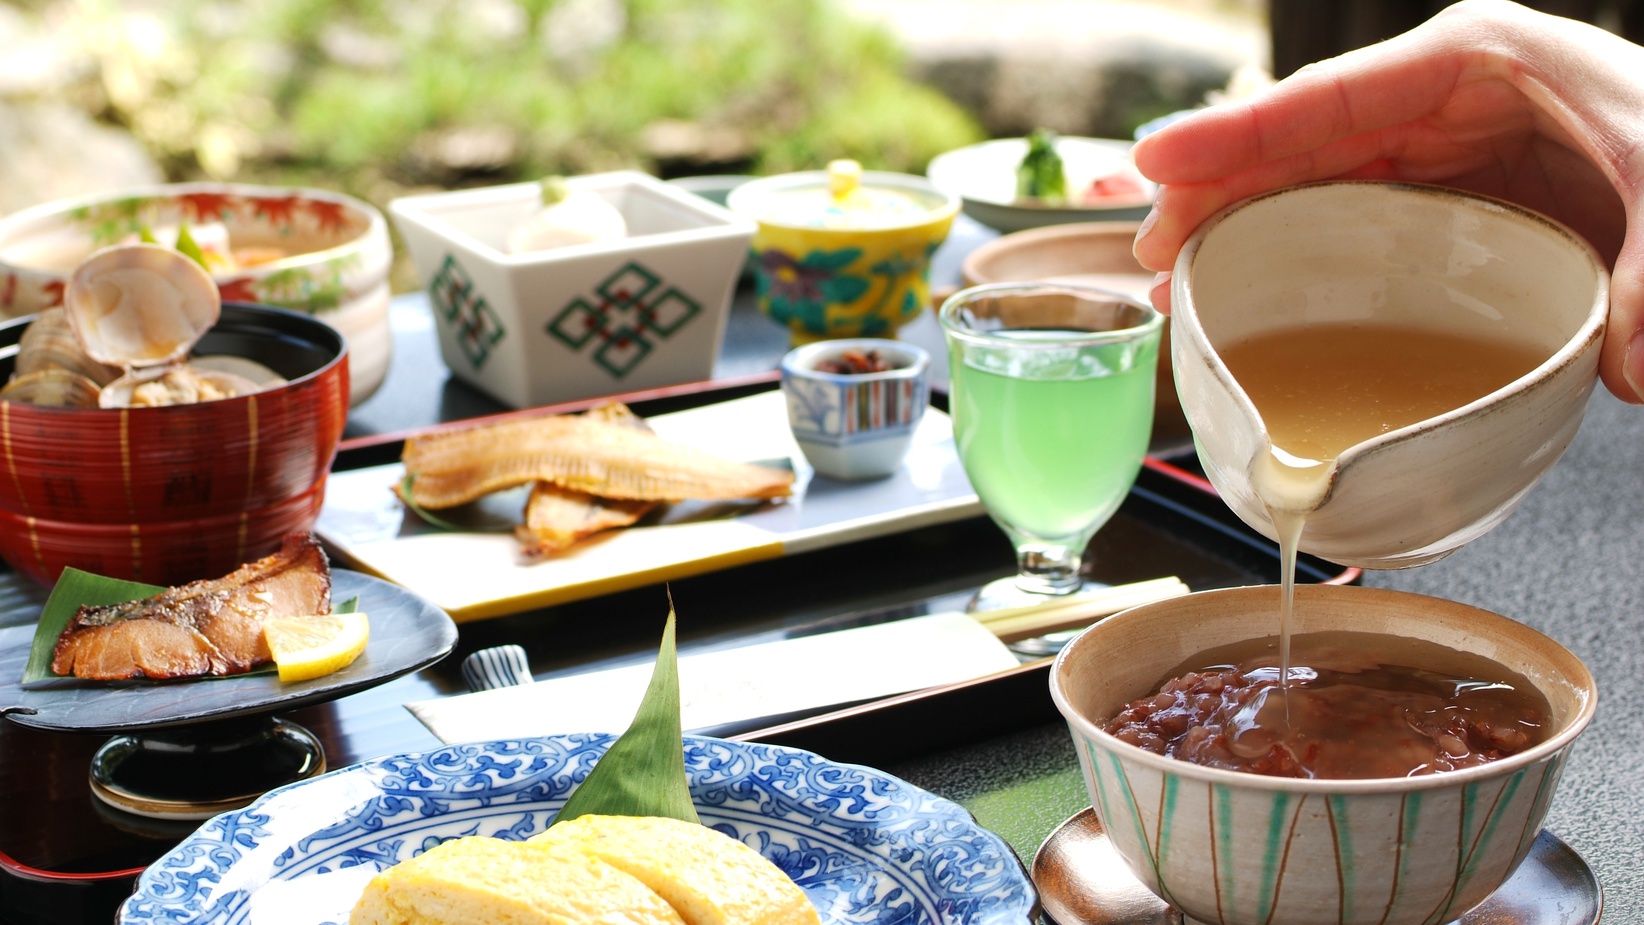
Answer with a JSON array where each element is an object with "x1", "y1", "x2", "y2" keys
[{"x1": 314, "y1": 390, "x2": 982, "y2": 621}]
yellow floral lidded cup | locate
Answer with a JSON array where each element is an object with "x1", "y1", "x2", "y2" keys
[{"x1": 727, "y1": 160, "x2": 959, "y2": 344}]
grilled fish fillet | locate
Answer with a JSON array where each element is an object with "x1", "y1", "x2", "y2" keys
[
  {"x1": 50, "y1": 532, "x2": 332, "y2": 681},
  {"x1": 400, "y1": 406, "x2": 794, "y2": 510},
  {"x1": 516, "y1": 404, "x2": 661, "y2": 556}
]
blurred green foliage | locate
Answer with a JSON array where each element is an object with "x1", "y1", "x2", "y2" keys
[{"x1": 94, "y1": 0, "x2": 983, "y2": 200}]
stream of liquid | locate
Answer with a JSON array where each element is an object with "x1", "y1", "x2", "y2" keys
[{"x1": 1216, "y1": 322, "x2": 1550, "y2": 702}]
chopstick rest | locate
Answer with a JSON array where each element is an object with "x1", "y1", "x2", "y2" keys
[
  {"x1": 970, "y1": 576, "x2": 1191, "y2": 644},
  {"x1": 462, "y1": 645, "x2": 534, "y2": 692}
]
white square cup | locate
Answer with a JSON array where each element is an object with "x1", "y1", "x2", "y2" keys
[{"x1": 391, "y1": 171, "x2": 756, "y2": 408}]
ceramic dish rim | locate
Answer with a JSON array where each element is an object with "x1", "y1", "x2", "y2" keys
[
  {"x1": 0, "y1": 181, "x2": 388, "y2": 279},
  {"x1": 780, "y1": 337, "x2": 931, "y2": 382},
  {"x1": 117, "y1": 731, "x2": 1039, "y2": 924},
  {"x1": 726, "y1": 169, "x2": 961, "y2": 233}
]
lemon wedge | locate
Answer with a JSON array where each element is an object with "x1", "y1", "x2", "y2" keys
[{"x1": 264, "y1": 612, "x2": 370, "y2": 683}]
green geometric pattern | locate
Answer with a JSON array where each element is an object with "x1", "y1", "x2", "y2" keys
[
  {"x1": 430, "y1": 254, "x2": 505, "y2": 369},
  {"x1": 546, "y1": 261, "x2": 701, "y2": 378}
]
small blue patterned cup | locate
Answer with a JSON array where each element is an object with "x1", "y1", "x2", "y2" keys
[{"x1": 780, "y1": 338, "x2": 931, "y2": 480}]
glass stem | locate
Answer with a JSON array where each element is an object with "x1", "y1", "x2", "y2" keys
[{"x1": 1013, "y1": 542, "x2": 1084, "y2": 596}]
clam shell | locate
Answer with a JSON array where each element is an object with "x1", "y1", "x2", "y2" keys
[
  {"x1": 189, "y1": 354, "x2": 288, "y2": 389},
  {"x1": 0, "y1": 368, "x2": 104, "y2": 407},
  {"x1": 15, "y1": 309, "x2": 122, "y2": 386},
  {"x1": 97, "y1": 364, "x2": 261, "y2": 409},
  {"x1": 64, "y1": 244, "x2": 221, "y2": 369}
]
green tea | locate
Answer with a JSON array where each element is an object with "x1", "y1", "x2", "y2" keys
[{"x1": 949, "y1": 338, "x2": 1155, "y2": 543}]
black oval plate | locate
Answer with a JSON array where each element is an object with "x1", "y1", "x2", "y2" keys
[{"x1": 0, "y1": 570, "x2": 455, "y2": 734}]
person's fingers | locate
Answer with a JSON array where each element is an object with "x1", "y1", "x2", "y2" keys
[
  {"x1": 1147, "y1": 272, "x2": 1173, "y2": 316},
  {"x1": 1133, "y1": 38, "x2": 1467, "y2": 186},
  {"x1": 1133, "y1": 130, "x2": 1419, "y2": 272},
  {"x1": 1602, "y1": 225, "x2": 1644, "y2": 404}
]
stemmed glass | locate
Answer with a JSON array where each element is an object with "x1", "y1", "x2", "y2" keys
[{"x1": 938, "y1": 282, "x2": 1164, "y2": 612}]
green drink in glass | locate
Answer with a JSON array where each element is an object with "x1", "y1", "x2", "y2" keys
[{"x1": 940, "y1": 283, "x2": 1163, "y2": 611}]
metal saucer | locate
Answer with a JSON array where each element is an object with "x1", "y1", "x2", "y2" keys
[{"x1": 1032, "y1": 808, "x2": 1602, "y2": 925}]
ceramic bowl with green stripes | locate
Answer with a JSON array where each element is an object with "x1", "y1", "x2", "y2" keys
[{"x1": 1050, "y1": 584, "x2": 1595, "y2": 925}]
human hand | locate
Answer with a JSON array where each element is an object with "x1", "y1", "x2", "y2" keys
[{"x1": 1130, "y1": 0, "x2": 1644, "y2": 403}]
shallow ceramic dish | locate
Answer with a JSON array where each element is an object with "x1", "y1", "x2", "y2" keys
[
  {"x1": 118, "y1": 733, "x2": 1038, "y2": 924},
  {"x1": 0, "y1": 183, "x2": 392, "y2": 406},
  {"x1": 926, "y1": 137, "x2": 1155, "y2": 233},
  {"x1": 780, "y1": 338, "x2": 931, "y2": 480},
  {"x1": 391, "y1": 170, "x2": 755, "y2": 409},
  {"x1": 0, "y1": 570, "x2": 454, "y2": 734},
  {"x1": 1050, "y1": 584, "x2": 1597, "y2": 925},
  {"x1": 0, "y1": 303, "x2": 349, "y2": 587},
  {"x1": 1171, "y1": 181, "x2": 1609, "y2": 568}
]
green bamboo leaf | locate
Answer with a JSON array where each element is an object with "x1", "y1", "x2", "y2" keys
[
  {"x1": 23, "y1": 569, "x2": 162, "y2": 685},
  {"x1": 554, "y1": 598, "x2": 697, "y2": 825},
  {"x1": 398, "y1": 473, "x2": 466, "y2": 531}
]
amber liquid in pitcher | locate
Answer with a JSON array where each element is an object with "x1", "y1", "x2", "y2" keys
[{"x1": 1216, "y1": 322, "x2": 1550, "y2": 700}]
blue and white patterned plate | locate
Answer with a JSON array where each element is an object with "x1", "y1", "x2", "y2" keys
[{"x1": 119, "y1": 733, "x2": 1037, "y2": 924}]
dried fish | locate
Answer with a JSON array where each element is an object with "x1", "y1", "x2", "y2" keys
[
  {"x1": 401, "y1": 407, "x2": 794, "y2": 510},
  {"x1": 515, "y1": 403, "x2": 660, "y2": 556},
  {"x1": 516, "y1": 487, "x2": 658, "y2": 556}
]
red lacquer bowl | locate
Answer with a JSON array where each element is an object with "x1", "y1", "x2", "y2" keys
[{"x1": 0, "y1": 303, "x2": 348, "y2": 586}]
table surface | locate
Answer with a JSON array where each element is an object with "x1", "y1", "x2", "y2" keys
[{"x1": 5, "y1": 213, "x2": 1641, "y2": 924}]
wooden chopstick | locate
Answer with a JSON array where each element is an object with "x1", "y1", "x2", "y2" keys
[{"x1": 970, "y1": 576, "x2": 1191, "y2": 643}]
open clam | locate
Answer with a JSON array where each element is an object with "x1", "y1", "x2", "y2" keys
[
  {"x1": 2, "y1": 244, "x2": 280, "y2": 410},
  {"x1": 63, "y1": 243, "x2": 220, "y2": 369},
  {"x1": 99, "y1": 364, "x2": 262, "y2": 409},
  {"x1": 14, "y1": 308, "x2": 122, "y2": 386},
  {"x1": 0, "y1": 368, "x2": 103, "y2": 407}
]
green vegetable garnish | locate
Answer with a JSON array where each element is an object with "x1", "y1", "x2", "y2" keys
[
  {"x1": 174, "y1": 223, "x2": 209, "y2": 270},
  {"x1": 554, "y1": 595, "x2": 698, "y2": 826},
  {"x1": 539, "y1": 176, "x2": 571, "y2": 207},
  {"x1": 138, "y1": 224, "x2": 159, "y2": 244},
  {"x1": 1016, "y1": 128, "x2": 1068, "y2": 204}
]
